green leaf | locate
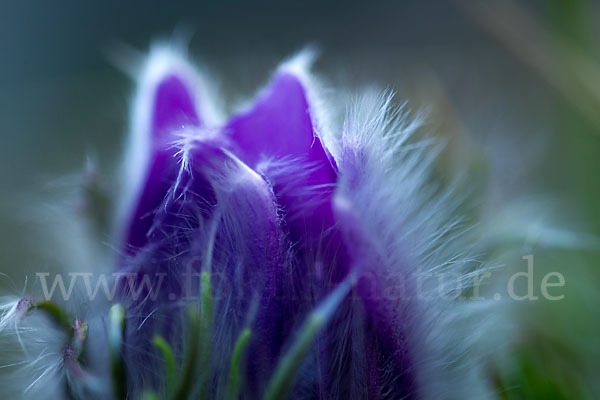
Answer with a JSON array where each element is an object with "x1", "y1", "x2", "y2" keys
[
  {"x1": 225, "y1": 328, "x2": 252, "y2": 400},
  {"x1": 109, "y1": 304, "x2": 127, "y2": 400},
  {"x1": 33, "y1": 301, "x2": 73, "y2": 337},
  {"x1": 152, "y1": 335, "x2": 178, "y2": 399},
  {"x1": 262, "y1": 275, "x2": 355, "y2": 400},
  {"x1": 141, "y1": 392, "x2": 160, "y2": 400},
  {"x1": 173, "y1": 306, "x2": 201, "y2": 400}
]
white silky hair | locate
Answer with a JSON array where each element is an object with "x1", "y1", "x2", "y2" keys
[
  {"x1": 0, "y1": 295, "x2": 67, "y2": 399},
  {"x1": 334, "y1": 90, "x2": 495, "y2": 399}
]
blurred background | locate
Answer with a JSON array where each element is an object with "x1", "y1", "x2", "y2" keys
[{"x1": 1, "y1": 0, "x2": 599, "y2": 398}]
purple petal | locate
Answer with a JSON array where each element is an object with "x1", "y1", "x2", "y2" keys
[
  {"x1": 121, "y1": 135, "x2": 288, "y2": 394},
  {"x1": 224, "y1": 70, "x2": 339, "y2": 255},
  {"x1": 191, "y1": 145, "x2": 287, "y2": 393},
  {"x1": 121, "y1": 53, "x2": 206, "y2": 254}
]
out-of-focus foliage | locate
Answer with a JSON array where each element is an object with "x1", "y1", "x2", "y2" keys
[{"x1": 464, "y1": 0, "x2": 600, "y2": 398}]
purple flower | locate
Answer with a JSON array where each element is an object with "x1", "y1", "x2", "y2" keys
[{"x1": 116, "y1": 44, "x2": 482, "y2": 399}]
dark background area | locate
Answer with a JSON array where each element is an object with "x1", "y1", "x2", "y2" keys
[{"x1": 0, "y1": 0, "x2": 551, "y2": 189}]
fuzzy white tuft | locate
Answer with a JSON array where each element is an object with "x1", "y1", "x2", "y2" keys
[
  {"x1": 0, "y1": 296, "x2": 66, "y2": 399},
  {"x1": 334, "y1": 91, "x2": 493, "y2": 399}
]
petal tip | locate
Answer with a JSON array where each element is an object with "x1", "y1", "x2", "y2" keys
[{"x1": 277, "y1": 46, "x2": 319, "y2": 79}]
